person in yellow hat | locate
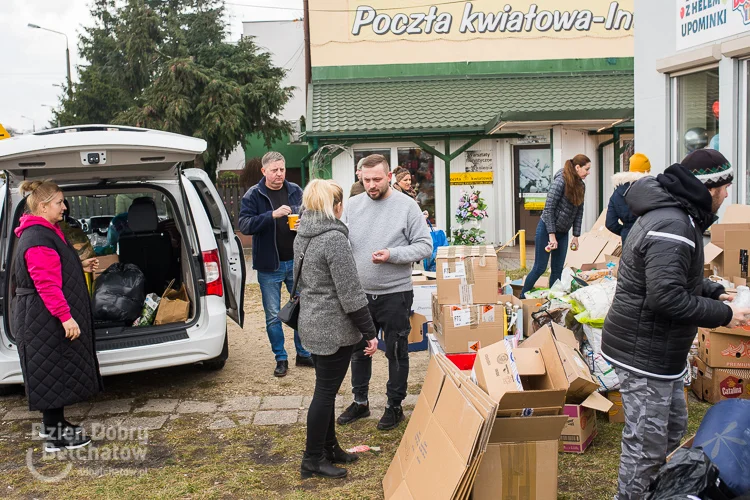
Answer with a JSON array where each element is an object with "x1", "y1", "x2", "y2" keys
[{"x1": 606, "y1": 153, "x2": 651, "y2": 244}]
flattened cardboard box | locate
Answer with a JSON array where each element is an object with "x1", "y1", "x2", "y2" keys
[
  {"x1": 694, "y1": 357, "x2": 750, "y2": 404},
  {"x1": 432, "y1": 293, "x2": 506, "y2": 354},
  {"x1": 436, "y1": 245, "x2": 498, "y2": 305},
  {"x1": 698, "y1": 329, "x2": 750, "y2": 370}
]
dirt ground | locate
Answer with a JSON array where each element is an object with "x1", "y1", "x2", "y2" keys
[{"x1": 80, "y1": 284, "x2": 430, "y2": 404}]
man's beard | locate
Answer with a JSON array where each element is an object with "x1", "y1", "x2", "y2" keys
[
  {"x1": 711, "y1": 190, "x2": 724, "y2": 214},
  {"x1": 368, "y1": 186, "x2": 388, "y2": 200}
]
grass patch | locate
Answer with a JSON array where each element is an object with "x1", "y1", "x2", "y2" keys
[{"x1": 0, "y1": 397, "x2": 710, "y2": 499}]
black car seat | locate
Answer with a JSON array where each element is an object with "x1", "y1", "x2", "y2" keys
[{"x1": 117, "y1": 197, "x2": 174, "y2": 295}]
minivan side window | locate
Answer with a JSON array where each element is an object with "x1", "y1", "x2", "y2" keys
[{"x1": 191, "y1": 181, "x2": 224, "y2": 230}]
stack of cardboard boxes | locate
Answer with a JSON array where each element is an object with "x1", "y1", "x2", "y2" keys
[
  {"x1": 432, "y1": 246, "x2": 510, "y2": 353},
  {"x1": 693, "y1": 204, "x2": 750, "y2": 403}
]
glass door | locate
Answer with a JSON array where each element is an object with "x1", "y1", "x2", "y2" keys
[{"x1": 514, "y1": 145, "x2": 552, "y2": 243}]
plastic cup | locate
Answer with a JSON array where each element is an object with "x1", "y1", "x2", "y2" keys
[{"x1": 288, "y1": 214, "x2": 299, "y2": 231}]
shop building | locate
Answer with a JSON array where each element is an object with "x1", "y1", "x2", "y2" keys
[
  {"x1": 304, "y1": 0, "x2": 635, "y2": 244},
  {"x1": 635, "y1": 0, "x2": 750, "y2": 205}
]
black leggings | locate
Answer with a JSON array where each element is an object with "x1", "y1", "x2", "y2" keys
[{"x1": 305, "y1": 344, "x2": 354, "y2": 458}]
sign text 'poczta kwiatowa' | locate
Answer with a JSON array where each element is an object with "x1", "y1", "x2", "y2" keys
[{"x1": 352, "y1": 1, "x2": 633, "y2": 36}]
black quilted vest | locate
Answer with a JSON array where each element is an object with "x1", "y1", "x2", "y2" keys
[{"x1": 12, "y1": 223, "x2": 102, "y2": 411}]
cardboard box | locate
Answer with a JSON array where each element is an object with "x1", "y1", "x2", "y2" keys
[
  {"x1": 472, "y1": 415, "x2": 568, "y2": 500},
  {"x1": 94, "y1": 254, "x2": 119, "y2": 277},
  {"x1": 432, "y1": 293, "x2": 506, "y2": 354},
  {"x1": 472, "y1": 327, "x2": 568, "y2": 415},
  {"x1": 560, "y1": 404, "x2": 597, "y2": 454},
  {"x1": 383, "y1": 355, "x2": 499, "y2": 500},
  {"x1": 693, "y1": 356, "x2": 750, "y2": 403},
  {"x1": 498, "y1": 294, "x2": 524, "y2": 341},
  {"x1": 698, "y1": 329, "x2": 750, "y2": 369},
  {"x1": 436, "y1": 246, "x2": 498, "y2": 305},
  {"x1": 410, "y1": 284, "x2": 437, "y2": 343},
  {"x1": 521, "y1": 298, "x2": 545, "y2": 338}
]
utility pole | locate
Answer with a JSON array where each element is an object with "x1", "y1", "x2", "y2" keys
[{"x1": 28, "y1": 24, "x2": 73, "y2": 98}]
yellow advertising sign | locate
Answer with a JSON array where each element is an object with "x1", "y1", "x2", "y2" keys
[
  {"x1": 0, "y1": 124, "x2": 10, "y2": 140},
  {"x1": 450, "y1": 172, "x2": 494, "y2": 185},
  {"x1": 309, "y1": 0, "x2": 634, "y2": 67}
]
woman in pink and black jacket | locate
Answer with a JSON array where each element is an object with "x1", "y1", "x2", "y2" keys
[{"x1": 13, "y1": 180, "x2": 103, "y2": 452}]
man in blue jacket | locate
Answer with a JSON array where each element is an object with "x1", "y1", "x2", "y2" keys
[{"x1": 239, "y1": 151, "x2": 313, "y2": 377}]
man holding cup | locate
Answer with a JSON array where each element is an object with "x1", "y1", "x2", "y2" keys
[{"x1": 239, "y1": 151, "x2": 313, "y2": 377}]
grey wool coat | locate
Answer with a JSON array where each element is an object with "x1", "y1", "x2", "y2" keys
[{"x1": 293, "y1": 214, "x2": 369, "y2": 356}]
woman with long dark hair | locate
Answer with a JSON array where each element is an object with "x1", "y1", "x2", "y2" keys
[{"x1": 521, "y1": 154, "x2": 591, "y2": 297}]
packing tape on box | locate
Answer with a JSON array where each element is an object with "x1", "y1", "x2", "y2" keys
[
  {"x1": 501, "y1": 438, "x2": 538, "y2": 499},
  {"x1": 459, "y1": 282, "x2": 473, "y2": 305}
]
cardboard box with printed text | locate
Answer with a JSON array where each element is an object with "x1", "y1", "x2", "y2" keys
[
  {"x1": 436, "y1": 246, "x2": 498, "y2": 305},
  {"x1": 432, "y1": 293, "x2": 506, "y2": 354}
]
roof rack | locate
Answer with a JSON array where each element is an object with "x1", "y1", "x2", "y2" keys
[{"x1": 34, "y1": 124, "x2": 148, "y2": 136}]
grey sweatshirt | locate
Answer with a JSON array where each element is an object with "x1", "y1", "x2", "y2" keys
[{"x1": 344, "y1": 189, "x2": 433, "y2": 294}]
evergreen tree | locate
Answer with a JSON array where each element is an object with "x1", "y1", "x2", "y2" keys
[{"x1": 54, "y1": 0, "x2": 291, "y2": 180}]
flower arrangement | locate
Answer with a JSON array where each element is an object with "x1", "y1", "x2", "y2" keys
[
  {"x1": 451, "y1": 227, "x2": 485, "y2": 245},
  {"x1": 454, "y1": 190, "x2": 488, "y2": 225}
]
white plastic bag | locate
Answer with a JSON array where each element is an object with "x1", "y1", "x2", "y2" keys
[
  {"x1": 583, "y1": 324, "x2": 603, "y2": 356},
  {"x1": 583, "y1": 340, "x2": 620, "y2": 392},
  {"x1": 570, "y1": 280, "x2": 617, "y2": 320}
]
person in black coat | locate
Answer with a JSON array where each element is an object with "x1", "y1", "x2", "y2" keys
[
  {"x1": 605, "y1": 153, "x2": 651, "y2": 245},
  {"x1": 13, "y1": 180, "x2": 102, "y2": 452},
  {"x1": 601, "y1": 149, "x2": 750, "y2": 500}
]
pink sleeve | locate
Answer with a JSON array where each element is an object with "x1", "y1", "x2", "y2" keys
[{"x1": 24, "y1": 246, "x2": 72, "y2": 323}]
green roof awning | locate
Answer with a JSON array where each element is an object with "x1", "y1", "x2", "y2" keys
[{"x1": 308, "y1": 72, "x2": 634, "y2": 139}]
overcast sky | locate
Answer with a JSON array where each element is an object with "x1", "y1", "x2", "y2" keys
[{"x1": 0, "y1": 0, "x2": 303, "y2": 134}]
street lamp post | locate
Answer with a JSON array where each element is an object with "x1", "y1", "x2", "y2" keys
[{"x1": 28, "y1": 23, "x2": 72, "y2": 98}]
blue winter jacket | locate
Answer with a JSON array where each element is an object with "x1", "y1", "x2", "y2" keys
[
  {"x1": 238, "y1": 178, "x2": 303, "y2": 272},
  {"x1": 605, "y1": 172, "x2": 647, "y2": 245}
]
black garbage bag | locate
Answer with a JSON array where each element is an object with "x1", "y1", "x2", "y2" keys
[
  {"x1": 645, "y1": 448, "x2": 733, "y2": 500},
  {"x1": 92, "y1": 263, "x2": 146, "y2": 323}
]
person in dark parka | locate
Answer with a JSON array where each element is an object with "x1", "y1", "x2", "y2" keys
[
  {"x1": 13, "y1": 180, "x2": 103, "y2": 452},
  {"x1": 606, "y1": 153, "x2": 651, "y2": 244},
  {"x1": 601, "y1": 149, "x2": 750, "y2": 500}
]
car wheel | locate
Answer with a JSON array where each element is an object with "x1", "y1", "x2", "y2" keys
[{"x1": 202, "y1": 331, "x2": 228, "y2": 371}]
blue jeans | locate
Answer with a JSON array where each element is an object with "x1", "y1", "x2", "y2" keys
[
  {"x1": 521, "y1": 220, "x2": 569, "y2": 297},
  {"x1": 257, "y1": 260, "x2": 311, "y2": 362}
]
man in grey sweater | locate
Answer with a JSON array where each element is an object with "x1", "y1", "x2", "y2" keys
[{"x1": 336, "y1": 154, "x2": 432, "y2": 431}]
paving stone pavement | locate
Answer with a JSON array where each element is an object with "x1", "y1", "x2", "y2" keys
[
  {"x1": 254, "y1": 410, "x2": 299, "y2": 426},
  {"x1": 0, "y1": 394, "x2": 420, "y2": 430}
]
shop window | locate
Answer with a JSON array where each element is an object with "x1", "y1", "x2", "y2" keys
[
  {"x1": 397, "y1": 147, "x2": 435, "y2": 223},
  {"x1": 674, "y1": 68, "x2": 720, "y2": 161},
  {"x1": 353, "y1": 149, "x2": 391, "y2": 176},
  {"x1": 745, "y1": 60, "x2": 750, "y2": 205}
]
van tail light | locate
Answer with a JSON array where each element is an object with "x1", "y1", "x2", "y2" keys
[{"x1": 202, "y1": 249, "x2": 223, "y2": 297}]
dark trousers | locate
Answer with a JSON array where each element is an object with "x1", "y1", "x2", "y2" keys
[
  {"x1": 306, "y1": 344, "x2": 354, "y2": 458},
  {"x1": 351, "y1": 291, "x2": 413, "y2": 407},
  {"x1": 521, "y1": 219, "x2": 569, "y2": 297}
]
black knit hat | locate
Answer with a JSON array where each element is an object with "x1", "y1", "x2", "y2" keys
[{"x1": 680, "y1": 149, "x2": 733, "y2": 188}]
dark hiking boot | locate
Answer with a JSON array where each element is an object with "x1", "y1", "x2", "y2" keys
[
  {"x1": 300, "y1": 454, "x2": 347, "y2": 479},
  {"x1": 377, "y1": 406, "x2": 404, "y2": 431},
  {"x1": 325, "y1": 443, "x2": 359, "y2": 464},
  {"x1": 295, "y1": 355, "x2": 314, "y2": 368},
  {"x1": 336, "y1": 402, "x2": 370, "y2": 425},
  {"x1": 274, "y1": 360, "x2": 289, "y2": 377}
]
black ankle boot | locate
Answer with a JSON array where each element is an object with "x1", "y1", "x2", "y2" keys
[
  {"x1": 325, "y1": 443, "x2": 359, "y2": 464},
  {"x1": 300, "y1": 453, "x2": 347, "y2": 479}
]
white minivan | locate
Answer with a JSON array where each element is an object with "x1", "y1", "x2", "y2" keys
[{"x1": 0, "y1": 125, "x2": 246, "y2": 393}]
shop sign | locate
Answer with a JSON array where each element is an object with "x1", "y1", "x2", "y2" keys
[
  {"x1": 309, "y1": 0, "x2": 634, "y2": 67},
  {"x1": 465, "y1": 150, "x2": 492, "y2": 172},
  {"x1": 523, "y1": 193, "x2": 547, "y2": 210},
  {"x1": 351, "y1": 1, "x2": 633, "y2": 37},
  {"x1": 676, "y1": 0, "x2": 750, "y2": 51},
  {"x1": 450, "y1": 172, "x2": 494, "y2": 185}
]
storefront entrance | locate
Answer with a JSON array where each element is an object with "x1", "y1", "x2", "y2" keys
[{"x1": 514, "y1": 145, "x2": 552, "y2": 244}]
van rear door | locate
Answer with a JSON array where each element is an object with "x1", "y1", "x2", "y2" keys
[{"x1": 182, "y1": 169, "x2": 245, "y2": 327}]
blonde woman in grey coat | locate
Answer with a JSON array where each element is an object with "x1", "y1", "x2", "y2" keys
[{"x1": 294, "y1": 179, "x2": 378, "y2": 480}]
